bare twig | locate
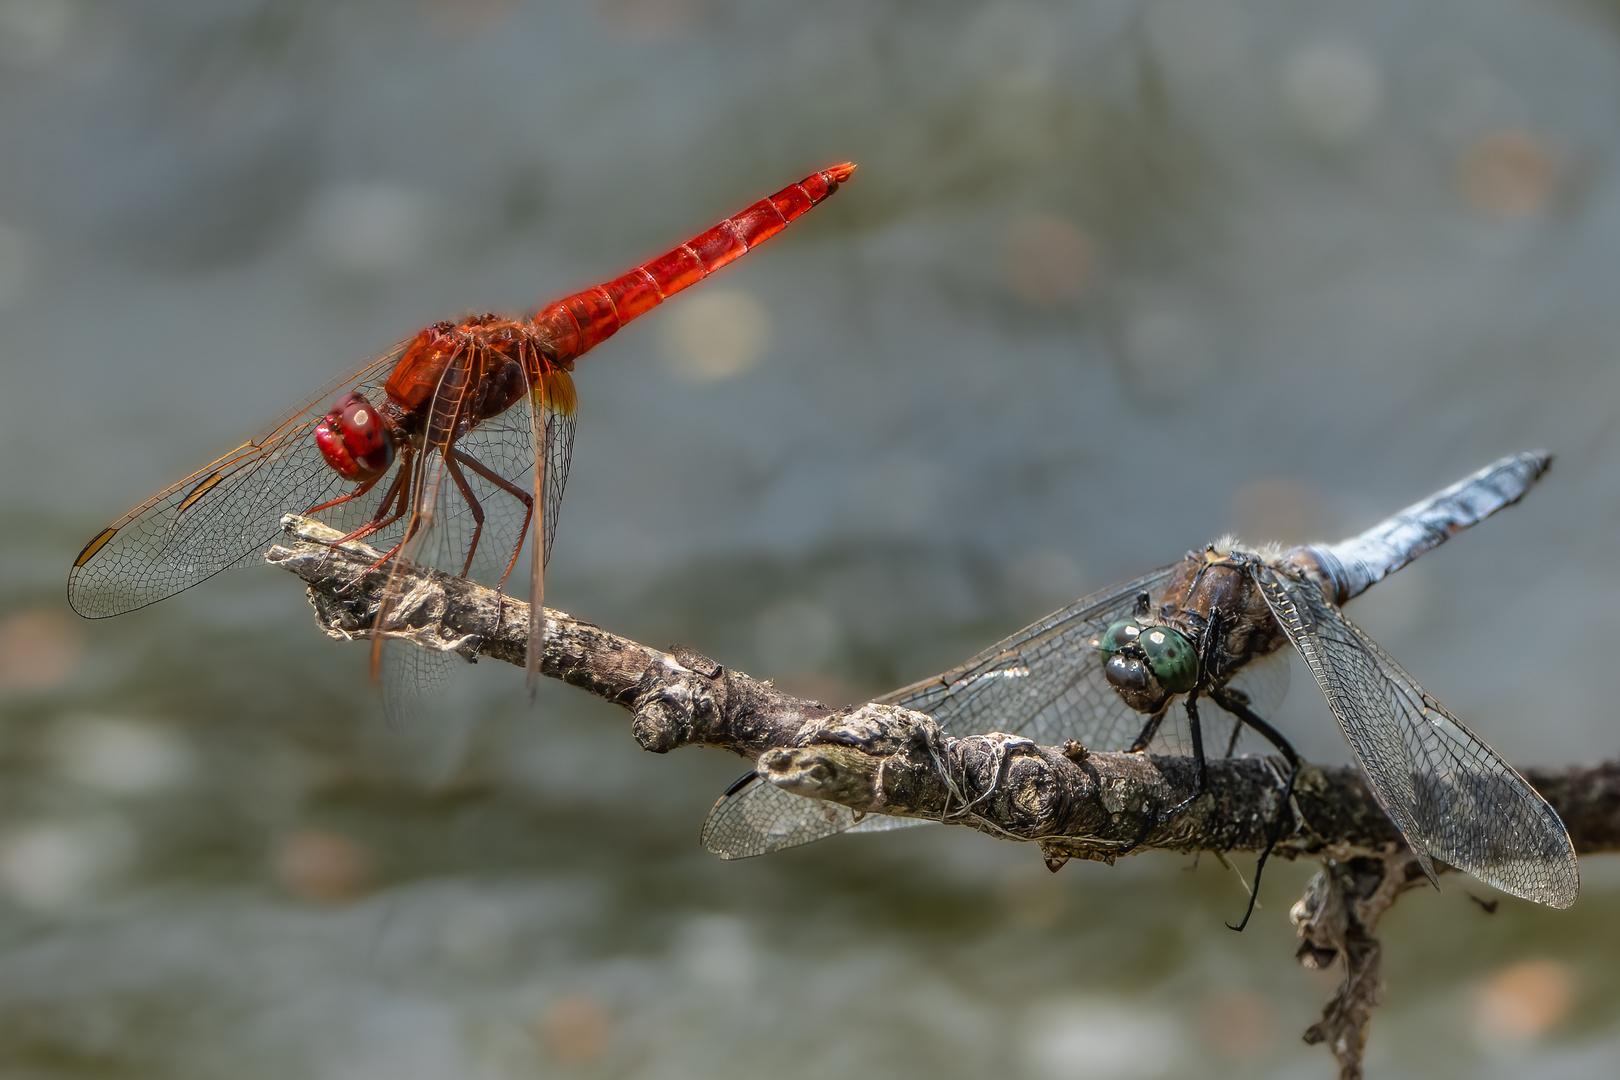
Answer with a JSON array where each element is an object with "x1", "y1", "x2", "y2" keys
[
  {"x1": 267, "y1": 514, "x2": 1618, "y2": 1080},
  {"x1": 267, "y1": 515, "x2": 1620, "y2": 859}
]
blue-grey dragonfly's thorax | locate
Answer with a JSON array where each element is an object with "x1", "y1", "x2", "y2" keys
[{"x1": 1091, "y1": 545, "x2": 1296, "y2": 715}]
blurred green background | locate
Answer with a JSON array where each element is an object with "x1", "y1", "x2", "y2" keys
[{"x1": 4, "y1": 1, "x2": 1620, "y2": 1076}]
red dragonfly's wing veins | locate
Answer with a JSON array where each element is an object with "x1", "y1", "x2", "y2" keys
[{"x1": 529, "y1": 366, "x2": 577, "y2": 687}]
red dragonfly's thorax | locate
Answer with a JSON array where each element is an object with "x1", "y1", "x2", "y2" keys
[{"x1": 384, "y1": 316, "x2": 552, "y2": 441}]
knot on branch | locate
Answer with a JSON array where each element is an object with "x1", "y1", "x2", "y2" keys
[
  {"x1": 757, "y1": 703, "x2": 942, "y2": 813},
  {"x1": 949, "y1": 733, "x2": 1068, "y2": 833},
  {"x1": 630, "y1": 655, "x2": 725, "y2": 754}
]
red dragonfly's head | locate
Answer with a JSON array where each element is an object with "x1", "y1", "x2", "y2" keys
[{"x1": 314, "y1": 391, "x2": 395, "y2": 481}]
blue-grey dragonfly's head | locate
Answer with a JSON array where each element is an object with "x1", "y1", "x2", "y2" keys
[{"x1": 1092, "y1": 619, "x2": 1198, "y2": 713}]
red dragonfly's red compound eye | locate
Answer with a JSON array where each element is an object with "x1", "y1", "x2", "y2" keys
[{"x1": 314, "y1": 391, "x2": 395, "y2": 481}]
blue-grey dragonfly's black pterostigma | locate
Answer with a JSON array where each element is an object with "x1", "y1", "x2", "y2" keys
[{"x1": 702, "y1": 452, "x2": 1579, "y2": 923}]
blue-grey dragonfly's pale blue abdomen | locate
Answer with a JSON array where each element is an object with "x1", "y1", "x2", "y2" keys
[{"x1": 1287, "y1": 451, "x2": 1550, "y2": 606}]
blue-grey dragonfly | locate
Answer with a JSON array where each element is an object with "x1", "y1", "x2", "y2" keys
[{"x1": 702, "y1": 452, "x2": 1579, "y2": 917}]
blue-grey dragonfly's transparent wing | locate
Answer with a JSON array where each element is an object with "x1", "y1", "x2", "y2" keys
[
  {"x1": 1253, "y1": 563, "x2": 1578, "y2": 908},
  {"x1": 698, "y1": 771, "x2": 919, "y2": 860},
  {"x1": 883, "y1": 566, "x2": 1180, "y2": 744},
  {"x1": 702, "y1": 566, "x2": 1186, "y2": 859}
]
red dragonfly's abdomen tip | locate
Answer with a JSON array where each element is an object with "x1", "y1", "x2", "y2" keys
[{"x1": 533, "y1": 161, "x2": 858, "y2": 364}]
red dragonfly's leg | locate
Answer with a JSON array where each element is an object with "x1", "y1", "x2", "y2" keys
[
  {"x1": 321, "y1": 445, "x2": 421, "y2": 580},
  {"x1": 304, "y1": 462, "x2": 418, "y2": 585},
  {"x1": 440, "y1": 452, "x2": 489, "y2": 580},
  {"x1": 531, "y1": 163, "x2": 856, "y2": 364},
  {"x1": 305, "y1": 472, "x2": 387, "y2": 517},
  {"x1": 363, "y1": 446, "x2": 438, "y2": 678},
  {"x1": 304, "y1": 441, "x2": 412, "y2": 548},
  {"x1": 451, "y1": 447, "x2": 535, "y2": 587},
  {"x1": 335, "y1": 446, "x2": 416, "y2": 546}
]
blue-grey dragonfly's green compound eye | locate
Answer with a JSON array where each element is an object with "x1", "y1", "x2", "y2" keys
[
  {"x1": 1091, "y1": 620, "x2": 1141, "y2": 654},
  {"x1": 1137, "y1": 626, "x2": 1197, "y2": 694}
]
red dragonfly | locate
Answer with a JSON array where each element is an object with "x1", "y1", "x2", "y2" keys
[{"x1": 70, "y1": 163, "x2": 857, "y2": 700}]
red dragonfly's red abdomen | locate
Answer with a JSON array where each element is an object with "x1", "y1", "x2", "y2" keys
[{"x1": 532, "y1": 162, "x2": 856, "y2": 364}]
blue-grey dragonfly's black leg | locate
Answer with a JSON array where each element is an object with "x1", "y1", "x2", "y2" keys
[
  {"x1": 1161, "y1": 623, "x2": 1217, "y2": 821},
  {"x1": 1208, "y1": 685, "x2": 1301, "y2": 932},
  {"x1": 1117, "y1": 605, "x2": 1299, "y2": 929},
  {"x1": 1126, "y1": 703, "x2": 1172, "y2": 753},
  {"x1": 1222, "y1": 713, "x2": 1244, "y2": 758}
]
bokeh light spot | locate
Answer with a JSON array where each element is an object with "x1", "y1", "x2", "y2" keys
[
  {"x1": 274, "y1": 829, "x2": 375, "y2": 903},
  {"x1": 595, "y1": 0, "x2": 708, "y2": 41},
  {"x1": 0, "y1": 819, "x2": 136, "y2": 911},
  {"x1": 0, "y1": 608, "x2": 83, "y2": 693},
  {"x1": 1461, "y1": 129, "x2": 1559, "y2": 219},
  {"x1": 660, "y1": 288, "x2": 771, "y2": 382},
  {"x1": 1003, "y1": 214, "x2": 1095, "y2": 306},
  {"x1": 426, "y1": 0, "x2": 513, "y2": 34},
  {"x1": 0, "y1": 0, "x2": 75, "y2": 67},
  {"x1": 1473, "y1": 959, "x2": 1574, "y2": 1045},
  {"x1": 49, "y1": 715, "x2": 193, "y2": 797},
  {"x1": 536, "y1": 995, "x2": 612, "y2": 1064},
  {"x1": 1281, "y1": 41, "x2": 1383, "y2": 145},
  {"x1": 1023, "y1": 999, "x2": 1182, "y2": 1079},
  {"x1": 1200, "y1": 989, "x2": 1277, "y2": 1061}
]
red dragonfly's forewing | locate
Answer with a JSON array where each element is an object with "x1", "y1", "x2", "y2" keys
[{"x1": 67, "y1": 349, "x2": 410, "y2": 619}]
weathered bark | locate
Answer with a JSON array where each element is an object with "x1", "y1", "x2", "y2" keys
[{"x1": 267, "y1": 515, "x2": 1615, "y2": 1080}]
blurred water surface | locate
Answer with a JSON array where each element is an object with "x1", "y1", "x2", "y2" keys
[{"x1": 4, "y1": 0, "x2": 1620, "y2": 1076}]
